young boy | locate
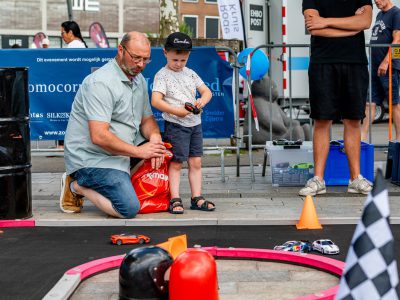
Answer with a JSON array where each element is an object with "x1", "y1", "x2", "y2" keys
[{"x1": 151, "y1": 32, "x2": 214, "y2": 214}]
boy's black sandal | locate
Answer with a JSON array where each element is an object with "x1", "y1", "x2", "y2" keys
[
  {"x1": 169, "y1": 198, "x2": 184, "y2": 214},
  {"x1": 190, "y1": 196, "x2": 215, "y2": 211}
]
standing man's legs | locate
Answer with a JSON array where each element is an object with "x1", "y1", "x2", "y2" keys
[
  {"x1": 361, "y1": 103, "x2": 376, "y2": 141},
  {"x1": 299, "y1": 119, "x2": 330, "y2": 196},
  {"x1": 343, "y1": 119, "x2": 361, "y2": 180},
  {"x1": 313, "y1": 119, "x2": 332, "y2": 179}
]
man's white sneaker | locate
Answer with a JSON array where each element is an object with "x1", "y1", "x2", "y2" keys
[
  {"x1": 299, "y1": 176, "x2": 326, "y2": 196},
  {"x1": 347, "y1": 175, "x2": 373, "y2": 195}
]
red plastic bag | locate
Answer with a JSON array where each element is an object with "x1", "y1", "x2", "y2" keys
[{"x1": 131, "y1": 143, "x2": 173, "y2": 214}]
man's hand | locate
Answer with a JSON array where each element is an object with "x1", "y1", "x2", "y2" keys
[
  {"x1": 305, "y1": 14, "x2": 328, "y2": 31},
  {"x1": 136, "y1": 140, "x2": 165, "y2": 160},
  {"x1": 378, "y1": 60, "x2": 389, "y2": 76},
  {"x1": 148, "y1": 134, "x2": 164, "y2": 169}
]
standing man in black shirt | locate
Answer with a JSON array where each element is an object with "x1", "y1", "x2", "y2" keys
[{"x1": 299, "y1": 0, "x2": 373, "y2": 196}]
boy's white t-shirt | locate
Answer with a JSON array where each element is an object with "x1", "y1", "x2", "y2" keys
[{"x1": 152, "y1": 66, "x2": 204, "y2": 127}]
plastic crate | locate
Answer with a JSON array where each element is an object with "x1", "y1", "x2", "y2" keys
[
  {"x1": 324, "y1": 140, "x2": 374, "y2": 186},
  {"x1": 266, "y1": 141, "x2": 314, "y2": 187}
]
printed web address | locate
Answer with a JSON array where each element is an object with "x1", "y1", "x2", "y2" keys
[{"x1": 43, "y1": 131, "x2": 66, "y2": 136}]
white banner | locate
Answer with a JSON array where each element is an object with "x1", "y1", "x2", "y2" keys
[{"x1": 217, "y1": 0, "x2": 245, "y2": 40}]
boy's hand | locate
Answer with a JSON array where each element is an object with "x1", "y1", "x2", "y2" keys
[
  {"x1": 194, "y1": 98, "x2": 206, "y2": 109},
  {"x1": 185, "y1": 102, "x2": 202, "y2": 115},
  {"x1": 174, "y1": 106, "x2": 191, "y2": 118}
]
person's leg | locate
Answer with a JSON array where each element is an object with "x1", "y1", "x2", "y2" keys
[
  {"x1": 391, "y1": 70, "x2": 400, "y2": 141},
  {"x1": 393, "y1": 104, "x2": 400, "y2": 141},
  {"x1": 163, "y1": 121, "x2": 191, "y2": 213},
  {"x1": 74, "y1": 168, "x2": 140, "y2": 218},
  {"x1": 187, "y1": 124, "x2": 214, "y2": 210},
  {"x1": 169, "y1": 161, "x2": 183, "y2": 199},
  {"x1": 362, "y1": 69, "x2": 381, "y2": 141},
  {"x1": 361, "y1": 103, "x2": 376, "y2": 141},
  {"x1": 313, "y1": 119, "x2": 332, "y2": 179},
  {"x1": 188, "y1": 157, "x2": 202, "y2": 197},
  {"x1": 343, "y1": 119, "x2": 361, "y2": 180},
  {"x1": 299, "y1": 63, "x2": 338, "y2": 196},
  {"x1": 341, "y1": 64, "x2": 372, "y2": 194},
  {"x1": 72, "y1": 181, "x2": 123, "y2": 218}
]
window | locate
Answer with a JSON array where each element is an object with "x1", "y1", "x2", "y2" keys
[
  {"x1": 205, "y1": 0, "x2": 217, "y2": 3},
  {"x1": 182, "y1": 0, "x2": 198, "y2": 2},
  {"x1": 205, "y1": 17, "x2": 219, "y2": 39},
  {"x1": 183, "y1": 15, "x2": 198, "y2": 38}
]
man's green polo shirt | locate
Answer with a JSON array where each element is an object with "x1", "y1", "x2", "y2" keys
[{"x1": 64, "y1": 59, "x2": 153, "y2": 175}]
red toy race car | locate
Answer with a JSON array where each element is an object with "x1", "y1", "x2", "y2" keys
[{"x1": 110, "y1": 234, "x2": 150, "y2": 245}]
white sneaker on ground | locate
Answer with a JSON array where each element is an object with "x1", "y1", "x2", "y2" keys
[
  {"x1": 299, "y1": 176, "x2": 327, "y2": 196},
  {"x1": 347, "y1": 175, "x2": 373, "y2": 195}
]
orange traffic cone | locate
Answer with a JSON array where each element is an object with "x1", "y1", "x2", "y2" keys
[
  {"x1": 157, "y1": 234, "x2": 187, "y2": 259},
  {"x1": 296, "y1": 195, "x2": 322, "y2": 229}
]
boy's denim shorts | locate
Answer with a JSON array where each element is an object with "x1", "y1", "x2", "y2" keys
[
  {"x1": 74, "y1": 168, "x2": 140, "y2": 218},
  {"x1": 163, "y1": 121, "x2": 203, "y2": 162}
]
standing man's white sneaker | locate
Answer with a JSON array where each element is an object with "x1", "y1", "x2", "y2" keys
[
  {"x1": 299, "y1": 176, "x2": 326, "y2": 196},
  {"x1": 347, "y1": 175, "x2": 373, "y2": 195}
]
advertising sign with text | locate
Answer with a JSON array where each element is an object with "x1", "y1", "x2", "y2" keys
[{"x1": 0, "y1": 48, "x2": 233, "y2": 139}]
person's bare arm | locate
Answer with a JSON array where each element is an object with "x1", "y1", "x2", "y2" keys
[
  {"x1": 140, "y1": 115, "x2": 162, "y2": 142},
  {"x1": 194, "y1": 84, "x2": 212, "y2": 109},
  {"x1": 139, "y1": 115, "x2": 165, "y2": 169},
  {"x1": 310, "y1": 28, "x2": 361, "y2": 37},
  {"x1": 88, "y1": 120, "x2": 165, "y2": 160},
  {"x1": 305, "y1": 5, "x2": 372, "y2": 31},
  {"x1": 151, "y1": 91, "x2": 190, "y2": 118},
  {"x1": 377, "y1": 30, "x2": 400, "y2": 76},
  {"x1": 304, "y1": 9, "x2": 360, "y2": 37}
]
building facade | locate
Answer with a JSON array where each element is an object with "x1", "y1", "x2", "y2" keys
[{"x1": 0, "y1": 0, "x2": 219, "y2": 48}]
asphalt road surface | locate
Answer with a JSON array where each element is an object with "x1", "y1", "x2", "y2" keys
[{"x1": 1, "y1": 225, "x2": 400, "y2": 300}]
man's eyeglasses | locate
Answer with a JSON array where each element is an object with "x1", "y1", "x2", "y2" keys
[{"x1": 122, "y1": 45, "x2": 151, "y2": 64}]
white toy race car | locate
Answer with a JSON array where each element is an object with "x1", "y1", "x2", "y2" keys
[{"x1": 312, "y1": 239, "x2": 340, "y2": 255}]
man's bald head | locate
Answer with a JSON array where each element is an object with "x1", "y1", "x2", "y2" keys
[{"x1": 120, "y1": 31, "x2": 150, "y2": 48}]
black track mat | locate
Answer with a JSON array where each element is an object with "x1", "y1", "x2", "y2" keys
[{"x1": 1, "y1": 225, "x2": 399, "y2": 300}]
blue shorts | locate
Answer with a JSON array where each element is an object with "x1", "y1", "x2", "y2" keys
[
  {"x1": 163, "y1": 121, "x2": 203, "y2": 162},
  {"x1": 74, "y1": 168, "x2": 140, "y2": 218},
  {"x1": 371, "y1": 68, "x2": 400, "y2": 105}
]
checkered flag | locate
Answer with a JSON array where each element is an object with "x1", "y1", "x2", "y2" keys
[{"x1": 335, "y1": 170, "x2": 399, "y2": 300}]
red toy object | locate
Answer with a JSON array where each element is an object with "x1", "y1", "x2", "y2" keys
[
  {"x1": 131, "y1": 143, "x2": 173, "y2": 214},
  {"x1": 169, "y1": 249, "x2": 219, "y2": 300},
  {"x1": 110, "y1": 233, "x2": 150, "y2": 245},
  {"x1": 184, "y1": 102, "x2": 202, "y2": 115}
]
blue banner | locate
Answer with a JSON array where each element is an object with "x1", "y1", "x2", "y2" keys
[{"x1": 0, "y1": 47, "x2": 234, "y2": 139}]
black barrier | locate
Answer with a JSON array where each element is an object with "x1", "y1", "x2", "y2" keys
[{"x1": 0, "y1": 67, "x2": 32, "y2": 219}]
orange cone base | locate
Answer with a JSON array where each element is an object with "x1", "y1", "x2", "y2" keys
[
  {"x1": 169, "y1": 249, "x2": 219, "y2": 300},
  {"x1": 296, "y1": 195, "x2": 323, "y2": 230}
]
